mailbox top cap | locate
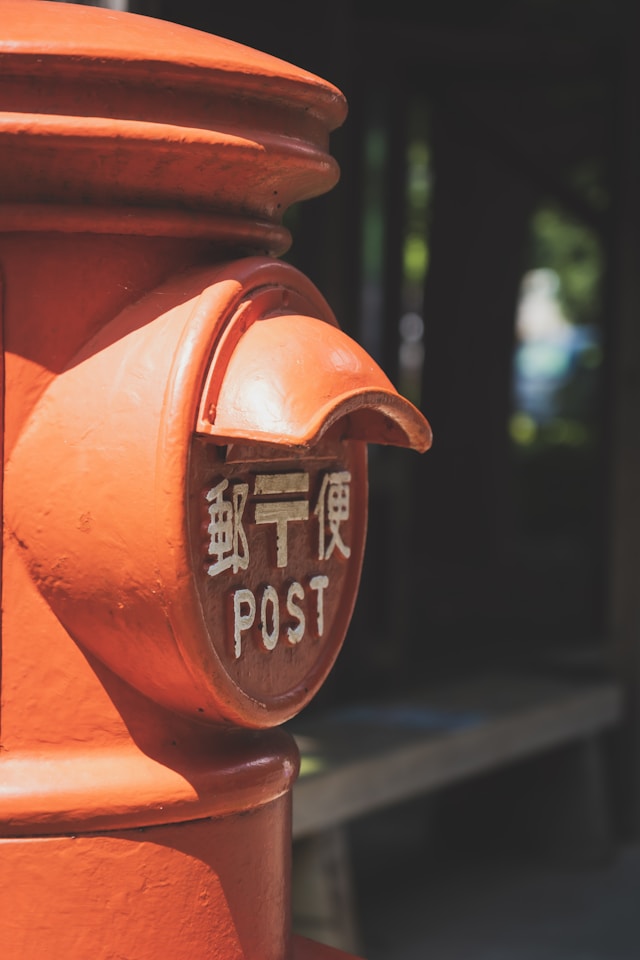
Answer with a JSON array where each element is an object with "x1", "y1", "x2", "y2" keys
[
  {"x1": 201, "y1": 313, "x2": 432, "y2": 453},
  {"x1": 0, "y1": 0, "x2": 346, "y2": 128},
  {"x1": 0, "y1": 1, "x2": 346, "y2": 245}
]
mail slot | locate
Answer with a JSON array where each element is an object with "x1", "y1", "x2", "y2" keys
[{"x1": 0, "y1": 2, "x2": 431, "y2": 958}]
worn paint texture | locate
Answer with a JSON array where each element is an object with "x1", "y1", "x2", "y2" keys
[{"x1": 0, "y1": 2, "x2": 431, "y2": 958}]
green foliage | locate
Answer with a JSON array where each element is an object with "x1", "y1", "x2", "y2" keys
[
  {"x1": 528, "y1": 205, "x2": 604, "y2": 328},
  {"x1": 402, "y1": 137, "x2": 432, "y2": 285}
]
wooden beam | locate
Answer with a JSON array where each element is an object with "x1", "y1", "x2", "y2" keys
[{"x1": 290, "y1": 672, "x2": 622, "y2": 839}]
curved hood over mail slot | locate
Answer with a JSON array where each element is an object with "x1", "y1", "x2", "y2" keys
[{"x1": 196, "y1": 312, "x2": 432, "y2": 453}]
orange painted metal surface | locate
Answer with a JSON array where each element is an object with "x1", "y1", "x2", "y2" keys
[{"x1": 0, "y1": 2, "x2": 431, "y2": 958}]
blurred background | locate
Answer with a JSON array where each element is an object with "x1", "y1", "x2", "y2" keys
[{"x1": 59, "y1": 0, "x2": 640, "y2": 955}]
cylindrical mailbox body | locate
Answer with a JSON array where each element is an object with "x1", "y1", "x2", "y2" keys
[{"x1": 0, "y1": 3, "x2": 431, "y2": 958}]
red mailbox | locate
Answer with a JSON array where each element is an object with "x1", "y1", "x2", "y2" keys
[{"x1": 0, "y1": 3, "x2": 431, "y2": 959}]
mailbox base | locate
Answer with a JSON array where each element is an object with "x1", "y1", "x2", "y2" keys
[
  {"x1": 293, "y1": 935, "x2": 364, "y2": 959},
  {"x1": 0, "y1": 797, "x2": 291, "y2": 960}
]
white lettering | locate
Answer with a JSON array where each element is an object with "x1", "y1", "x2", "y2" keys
[
  {"x1": 260, "y1": 585, "x2": 280, "y2": 651},
  {"x1": 314, "y1": 472, "x2": 351, "y2": 560},
  {"x1": 230, "y1": 576, "x2": 331, "y2": 657},
  {"x1": 233, "y1": 588, "x2": 256, "y2": 659},
  {"x1": 254, "y1": 473, "x2": 309, "y2": 495},
  {"x1": 255, "y1": 500, "x2": 309, "y2": 567},
  {"x1": 309, "y1": 575, "x2": 329, "y2": 637},
  {"x1": 286, "y1": 581, "x2": 305, "y2": 645},
  {"x1": 206, "y1": 480, "x2": 249, "y2": 576}
]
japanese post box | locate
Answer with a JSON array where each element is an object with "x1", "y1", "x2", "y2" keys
[{"x1": 0, "y1": 2, "x2": 431, "y2": 959}]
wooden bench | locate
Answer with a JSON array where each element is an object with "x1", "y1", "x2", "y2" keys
[{"x1": 287, "y1": 669, "x2": 623, "y2": 953}]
